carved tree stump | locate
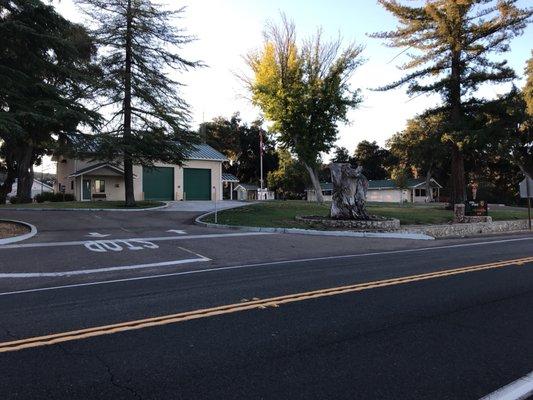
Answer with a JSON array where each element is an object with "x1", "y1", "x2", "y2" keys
[{"x1": 330, "y1": 163, "x2": 370, "y2": 220}]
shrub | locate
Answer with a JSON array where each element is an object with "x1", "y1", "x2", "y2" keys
[{"x1": 34, "y1": 192, "x2": 75, "y2": 203}]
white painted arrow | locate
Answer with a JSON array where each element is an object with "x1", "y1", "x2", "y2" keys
[
  {"x1": 86, "y1": 232, "x2": 111, "y2": 238},
  {"x1": 166, "y1": 229, "x2": 186, "y2": 235}
]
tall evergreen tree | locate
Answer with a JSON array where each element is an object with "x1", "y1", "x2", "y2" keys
[
  {"x1": 76, "y1": 0, "x2": 201, "y2": 206},
  {"x1": 0, "y1": 0, "x2": 99, "y2": 203},
  {"x1": 372, "y1": 0, "x2": 532, "y2": 204}
]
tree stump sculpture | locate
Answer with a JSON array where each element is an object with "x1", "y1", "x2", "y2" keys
[{"x1": 330, "y1": 163, "x2": 370, "y2": 220}]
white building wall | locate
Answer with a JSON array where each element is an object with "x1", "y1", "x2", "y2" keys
[
  {"x1": 367, "y1": 189, "x2": 410, "y2": 203},
  {"x1": 56, "y1": 158, "x2": 224, "y2": 202}
]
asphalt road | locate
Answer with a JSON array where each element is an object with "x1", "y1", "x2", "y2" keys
[{"x1": 0, "y1": 210, "x2": 532, "y2": 399}]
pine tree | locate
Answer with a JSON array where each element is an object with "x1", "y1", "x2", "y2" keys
[
  {"x1": 76, "y1": 0, "x2": 201, "y2": 206},
  {"x1": 372, "y1": 0, "x2": 532, "y2": 204}
]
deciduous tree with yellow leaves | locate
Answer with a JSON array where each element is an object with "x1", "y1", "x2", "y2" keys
[{"x1": 244, "y1": 15, "x2": 364, "y2": 203}]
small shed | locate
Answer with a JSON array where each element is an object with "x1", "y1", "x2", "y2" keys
[{"x1": 235, "y1": 183, "x2": 259, "y2": 201}]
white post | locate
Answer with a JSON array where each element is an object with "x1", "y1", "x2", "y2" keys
[
  {"x1": 259, "y1": 131, "x2": 264, "y2": 190},
  {"x1": 527, "y1": 178, "x2": 531, "y2": 231},
  {"x1": 80, "y1": 174, "x2": 83, "y2": 201},
  {"x1": 213, "y1": 185, "x2": 217, "y2": 224},
  {"x1": 230, "y1": 182, "x2": 233, "y2": 200}
]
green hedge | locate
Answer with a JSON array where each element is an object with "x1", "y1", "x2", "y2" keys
[{"x1": 34, "y1": 192, "x2": 76, "y2": 203}]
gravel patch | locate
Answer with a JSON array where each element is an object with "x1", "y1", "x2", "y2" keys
[{"x1": 0, "y1": 221, "x2": 31, "y2": 239}]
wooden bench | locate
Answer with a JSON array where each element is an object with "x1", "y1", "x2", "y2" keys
[{"x1": 92, "y1": 193, "x2": 107, "y2": 201}]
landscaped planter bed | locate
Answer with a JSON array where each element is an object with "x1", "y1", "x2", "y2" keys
[{"x1": 0, "y1": 221, "x2": 30, "y2": 239}]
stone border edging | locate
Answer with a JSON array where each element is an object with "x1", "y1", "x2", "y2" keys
[
  {"x1": 405, "y1": 219, "x2": 531, "y2": 238},
  {"x1": 0, "y1": 202, "x2": 169, "y2": 212},
  {"x1": 194, "y1": 211, "x2": 435, "y2": 241},
  {"x1": 0, "y1": 220, "x2": 37, "y2": 245}
]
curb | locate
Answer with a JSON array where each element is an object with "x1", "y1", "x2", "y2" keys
[
  {"x1": 194, "y1": 212, "x2": 435, "y2": 241},
  {"x1": 0, "y1": 220, "x2": 37, "y2": 245},
  {"x1": 0, "y1": 203, "x2": 169, "y2": 212}
]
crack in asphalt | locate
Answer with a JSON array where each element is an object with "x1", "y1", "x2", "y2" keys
[
  {"x1": 55, "y1": 343, "x2": 143, "y2": 400},
  {"x1": 0, "y1": 324, "x2": 17, "y2": 340}
]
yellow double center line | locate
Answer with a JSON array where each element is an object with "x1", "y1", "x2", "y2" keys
[{"x1": 1, "y1": 256, "x2": 532, "y2": 353}]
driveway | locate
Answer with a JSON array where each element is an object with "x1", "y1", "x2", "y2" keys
[{"x1": 161, "y1": 200, "x2": 248, "y2": 212}]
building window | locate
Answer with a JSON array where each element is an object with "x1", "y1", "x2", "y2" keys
[
  {"x1": 94, "y1": 179, "x2": 105, "y2": 193},
  {"x1": 70, "y1": 180, "x2": 74, "y2": 190},
  {"x1": 415, "y1": 188, "x2": 427, "y2": 197}
]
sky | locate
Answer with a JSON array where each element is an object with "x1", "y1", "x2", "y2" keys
[{"x1": 45, "y1": 0, "x2": 533, "y2": 172}]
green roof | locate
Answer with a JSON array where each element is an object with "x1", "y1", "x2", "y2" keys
[
  {"x1": 222, "y1": 173, "x2": 239, "y2": 182},
  {"x1": 309, "y1": 178, "x2": 442, "y2": 191},
  {"x1": 186, "y1": 144, "x2": 228, "y2": 162},
  {"x1": 63, "y1": 135, "x2": 227, "y2": 163}
]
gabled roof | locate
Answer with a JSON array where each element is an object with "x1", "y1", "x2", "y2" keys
[
  {"x1": 222, "y1": 173, "x2": 239, "y2": 182},
  {"x1": 59, "y1": 134, "x2": 228, "y2": 163},
  {"x1": 32, "y1": 179, "x2": 54, "y2": 190},
  {"x1": 69, "y1": 163, "x2": 125, "y2": 177},
  {"x1": 186, "y1": 144, "x2": 228, "y2": 162}
]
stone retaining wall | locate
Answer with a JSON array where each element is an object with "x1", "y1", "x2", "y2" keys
[
  {"x1": 404, "y1": 219, "x2": 530, "y2": 238},
  {"x1": 295, "y1": 216, "x2": 401, "y2": 231}
]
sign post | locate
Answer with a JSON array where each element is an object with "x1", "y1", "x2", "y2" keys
[
  {"x1": 213, "y1": 186, "x2": 217, "y2": 224},
  {"x1": 527, "y1": 179, "x2": 531, "y2": 231},
  {"x1": 519, "y1": 177, "x2": 532, "y2": 231}
]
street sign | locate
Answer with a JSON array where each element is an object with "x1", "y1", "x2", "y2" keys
[{"x1": 519, "y1": 178, "x2": 533, "y2": 198}]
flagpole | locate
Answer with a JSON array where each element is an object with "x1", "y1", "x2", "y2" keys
[{"x1": 259, "y1": 131, "x2": 264, "y2": 190}]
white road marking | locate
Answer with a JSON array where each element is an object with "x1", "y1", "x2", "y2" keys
[
  {"x1": 86, "y1": 232, "x2": 110, "y2": 238},
  {"x1": 0, "y1": 232, "x2": 275, "y2": 250},
  {"x1": 479, "y1": 371, "x2": 533, "y2": 400},
  {"x1": 84, "y1": 239, "x2": 159, "y2": 253},
  {"x1": 0, "y1": 236, "x2": 531, "y2": 296},
  {"x1": 0, "y1": 257, "x2": 211, "y2": 278},
  {"x1": 167, "y1": 229, "x2": 186, "y2": 234}
]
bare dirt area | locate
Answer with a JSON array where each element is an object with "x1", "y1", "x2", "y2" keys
[{"x1": 0, "y1": 221, "x2": 30, "y2": 239}]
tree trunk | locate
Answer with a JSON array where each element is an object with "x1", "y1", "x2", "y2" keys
[
  {"x1": 0, "y1": 147, "x2": 16, "y2": 204},
  {"x1": 449, "y1": 50, "x2": 466, "y2": 205},
  {"x1": 0, "y1": 166, "x2": 16, "y2": 205},
  {"x1": 15, "y1": 145, "x2": 34, "y2": 203},
  {"x1": 450, "y1": 143, "x2": 466, "y2": 204},
  {"x1": 330, "y1": 163, "x2": 369, "y2": 220},
  {"x1": 123, "y1": 0, "x2": 135, "y2": 207},
  {"x1": 303, "y1": 163, "x2": 324, "y2": 203},
  {"x1": 425, "y1": 169, "x2": 433, "y2": 203}
]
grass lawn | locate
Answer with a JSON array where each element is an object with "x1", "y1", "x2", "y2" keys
[
  {"x1": 202, "y1": 200, "x2": 530, "y2": 228},
  {"x1": 0, "y1": 201, "x2": 165, "y2": 209}
]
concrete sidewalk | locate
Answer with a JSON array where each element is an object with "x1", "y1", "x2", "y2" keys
[{"x1": 161, "y1": 200, "x2": 248, "y2": 212}]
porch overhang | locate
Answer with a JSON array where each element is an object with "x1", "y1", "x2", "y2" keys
[{"x1": 68, "y1": 163, "x2": 126, "y2": 178}]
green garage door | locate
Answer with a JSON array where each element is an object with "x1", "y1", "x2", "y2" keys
[
  {"x1": 143, "y1": 167, "x2": 174, "y2": 200},
  {"x1": 184, "y1": 168, "x2": 211, "y2": 200}
]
